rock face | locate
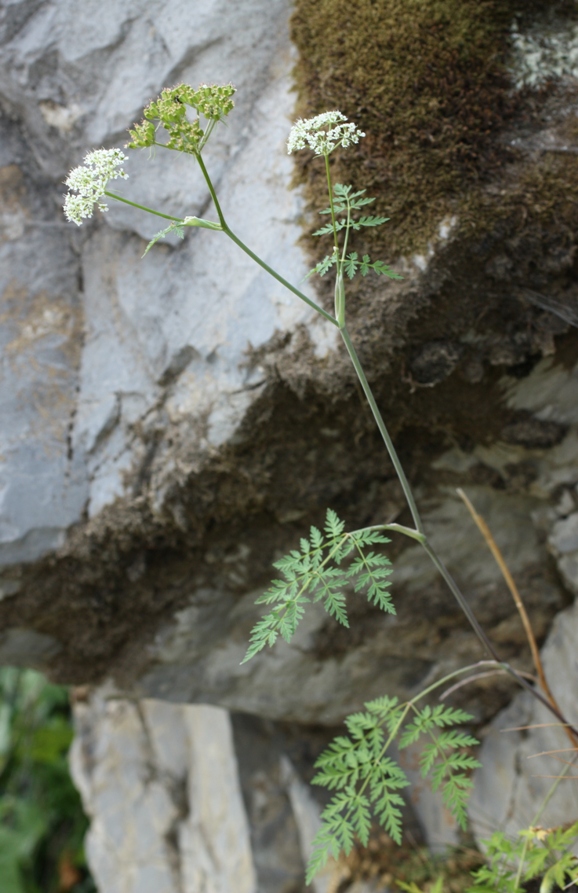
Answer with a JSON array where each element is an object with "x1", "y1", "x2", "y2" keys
[
  {"x1": 70, "y1": 692, "x2": 424, "y2": 893},
  {"x1": 2, "y1": 0, "x2": 578, "y2": 888},
  {"x1": 469, "y1": 597, "x2": 578, "y2": 844},
  {"x1": 70, "y1": 695, "x2": 257, "y2": 893}
]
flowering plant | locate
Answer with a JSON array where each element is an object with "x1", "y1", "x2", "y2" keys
[
  {"x1": 63, "y1": 83, "x2": 578, "y2": 886},
  {"x1": 286, "y1": 110, "x2": 365, "y2": 155},
  {"x1": 63, "y1": 148, "x2": 128, "y2": 225}
]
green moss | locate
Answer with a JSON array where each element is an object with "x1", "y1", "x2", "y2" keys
[{"x1": 289, "y1": 0, "x2": 574, "y2": 257}]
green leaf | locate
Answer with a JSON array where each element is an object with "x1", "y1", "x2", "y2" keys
[
  {"x1": 312, "y1": 220, "x2": 347, "y2": 236},
  {"x1": 142, "y1": 221, "x2": 185, "y2": 256},
  {"x1": 355, "y1": 215, "x2": 390, "y2": 228},
  {"x1": 348, "y1": 550, "x2": 394, "y2": 613},
  {"x1": 344, "y1": 252, "x2": 359, "y2": 279},
  {"x1": 244, "y1": 512, "x2": 393, "y2": 665},
  {"x1": 325, "y1": 508, "x2": 345, "y2": 541},
  {"x1": 305, "y1": 252, "x2": 338, "y2": 279}
]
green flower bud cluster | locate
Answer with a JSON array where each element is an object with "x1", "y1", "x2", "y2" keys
[{"x1": 127, "y1": 83, "x2": 235, "y2": 155}]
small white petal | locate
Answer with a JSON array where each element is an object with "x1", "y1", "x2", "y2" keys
[
  {"x1": 287, "y1": 110, "x2": 365, "y2": 156},
  {"x1": 63, "y1": 148, "x2": 128, "y2": 225}
]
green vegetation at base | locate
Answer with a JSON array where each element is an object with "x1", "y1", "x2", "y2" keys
[{"x1": 0, "y1": 668, "x2": 95, "y2": 893}]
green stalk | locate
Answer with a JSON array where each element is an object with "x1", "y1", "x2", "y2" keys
[
  {"x1": 195, "y1": 153, "x2": 227, "y2": 229},
  {"x1": 133, "y1": 144, "x2": 337, "y2": 324},
  {"x1": 422, "y1": 540, "x2": 499, "y2": 659},
  {"x1": 195, "y1": 153, "x2": 339, "y2": 325},
  {"x1": 224, "y1": 228, "x2": 339, "y2": 325},
  {"x1": 339, "y1": 324, "x2": 424, "y2": 533},
  {"x1": 104, "y1": 191, "x2": 183, "y2": 222},
  {"x1": 324, "y1": 153, "x2": 340, "y2": 255}
]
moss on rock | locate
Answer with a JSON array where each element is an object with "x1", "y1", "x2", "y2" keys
[{"x1": 290, "y1": 0, "x2": 577, "y2": 257}]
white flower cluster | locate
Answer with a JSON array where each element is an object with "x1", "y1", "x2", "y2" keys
[
  {"x1": 287, "y1": 111, "x2": 365, "y2": 156},
  {"x1": 510, "y1": 18, "x2": 578, "y2": 90},
  {"x1": 63, "y1": 148, "x2": 128, "y2": 225}
]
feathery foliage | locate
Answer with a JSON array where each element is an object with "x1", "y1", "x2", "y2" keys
[
  {"x1": 307, "y1": 183, "x2": 403, "y2": 281},
  {"x1": 469, "y1": 821, "x2": 578, "y2": 893},
  {"x1": 142, "y1": 221, "x2": 185, "y2": 256},
  {"x1": 62, "y1": 82, "x2": 578, "y2": 893},
  {"x1": 242, "y1": 510, "x2": 393, "y2": 663},
  {"x1": 306, "y1": 696, "x2": 479, "y2": 883}
]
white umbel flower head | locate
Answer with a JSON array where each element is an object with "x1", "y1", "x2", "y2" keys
[
  {"x1": 287, "y1": 111, "x2": 365, "y2": 156},
  {"x1": 63, "y1": 148, "x2": 128, "y2": 225}
]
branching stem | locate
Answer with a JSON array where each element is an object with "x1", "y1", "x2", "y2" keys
[
  {"x1": 104, "y1": 190, "x2": 183, "y2": 222},
  {"x1": 195, "y1": 155, "x2": 339, "y2": 325},
  {"x1": 110, "y1": 141, "x2": 577, "y2": 741}
]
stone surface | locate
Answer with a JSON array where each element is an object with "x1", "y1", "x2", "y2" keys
[
  {"x1": 1, "y1": 1, "x2": 578, "y2": 889},
  {"x1": 70, "y1": 693, "x2": 257, "y2": 893},
  {"x1": 0, "y1": 0, "x2": 332, "y2": 551},
  {"x1": 469, "y1": 598, "x2": 578, "y2": 844},
  {"x1": 0, "y1": 0, "x2": 576, "y2": 725},
  {"x1": 71, "y1": 694, "x2": 413, "y2": 893}
]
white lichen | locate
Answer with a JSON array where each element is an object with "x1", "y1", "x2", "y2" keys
[{"x1": 509, "y1": 15, "x2": 578, "y2": 90}]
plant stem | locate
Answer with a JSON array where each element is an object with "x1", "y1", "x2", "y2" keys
[
  {"x1": 224, "y1": 228, "x2": 339, "y2": 325},
  {"x1": 380, "y1": 523, "x2": 427, "y2": 545},
  {"x1": 423, "y1": 539, "x2": 578, "y2": 734},
  {"x1": 423, "y1": 541, "x2": 499, "y2": 660},
  {"x1": 195, "y1": 153, "x2": 339, "y2": 325},
  {"x1": 195, "y1": 153, "x2": 227, "y2": 229},
  {"x1": 339, "y1": 324, "x2": 424, "y2": 533},
  {"x1": 324, "y1": 153, "x2": 339, "y2": 255},
  {"x1": 104, "y1": 191, "x2": 183, "y2": 222}
]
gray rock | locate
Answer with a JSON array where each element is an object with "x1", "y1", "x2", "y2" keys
[
  {"x1": 70, "y1": 692, "x2": 257, "y2": 893},
  {"x1": 548, "y1": 512, "x2": 578, "y2": 595},
  {"x1": 0, "y1": 146, "x2": 87, "y2": 564},
  {"x1": 2, "y1": 0, "x2": 578, "y2": 889},
  {"x1": 0, "y1": 0, "x2": 334, "y2": 554},
  {"x1": 469, "y1": 599, "x2": 578, "y2": 844},
  {"x1": 1, "y1": 0, "x2": 577, "y2": 727}
]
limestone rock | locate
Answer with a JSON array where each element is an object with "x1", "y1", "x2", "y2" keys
[
  {"x1": 469, "y1": 598, "x2": 578, "y2": 844},
  {"x1": 71, "y1": 694, "x2": 413, "y2": 893},
  {"x1": 0, "y1": 0, "x2": 577, "y2": 732},
  {"x1": 1, "y1": 0, "x2": 578, "y2": 887},
  {"x1": 70, "y1": 693, "x2": 257, "y2": 893}
]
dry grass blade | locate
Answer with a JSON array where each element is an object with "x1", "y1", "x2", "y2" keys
[{"x1": 457, "y1": 488, "x2": 578, "y2": 750}]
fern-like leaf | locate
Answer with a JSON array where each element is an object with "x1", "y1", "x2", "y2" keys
[
  {"x1": 242, "y1": 511, "x2": 393, "y2": 663},
  {"x1": 312, "y1": 220, "x2": 347, "y2": 236},
  {"x1": 348, "y1": 550, "x2": 394, "y2": 612},
  {"x1": 305, "y1": 252, "x2": 338, "y2": 278},
  {"x1": 399, "y1": 705, "x2": 480, "y2": 830},
  {"x1": 142, "y1": 221, "x2": 185, "y2": 256},
  {"x1": 353, "y1": 214, "x2": 390, "y2": 229}
]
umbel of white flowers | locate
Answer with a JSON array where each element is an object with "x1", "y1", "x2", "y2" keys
[
  {"x1": 287, "y1": 111, "x2": 365, "y2": 156},
  {"x1": 63, "y1": 148, "x2": 128, "y2": 225}
]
